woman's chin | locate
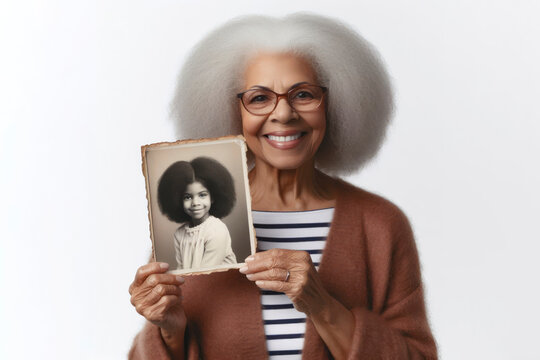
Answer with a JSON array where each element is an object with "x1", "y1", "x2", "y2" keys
[{"x1": 260, "y1": 154, "x2": 314, "y2": 171}]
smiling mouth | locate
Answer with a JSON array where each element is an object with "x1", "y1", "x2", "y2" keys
[
  {"x1": 263, "y1": 131, "x2": 307, "y2": 150},
  {"x1": 264, "y1": 132, "x2": 305, "y2": 142}
]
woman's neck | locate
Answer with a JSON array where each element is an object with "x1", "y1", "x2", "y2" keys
[{"x1": 249, "y1": 159, "x2": 336, "y2": 211}]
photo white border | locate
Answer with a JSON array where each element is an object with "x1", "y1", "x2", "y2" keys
[{"x1": 141, "y1": 135, "x2": 257, "y2": 276}]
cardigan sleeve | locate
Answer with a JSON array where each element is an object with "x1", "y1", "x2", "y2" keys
[
  {"x1": 347, "y1": 287, "x2": 436, "y2": 359},
  {"x1": 128, "y1": 321, "x2": 201, "y2": 360},
  {"x1": 346, "y1": 200, "x2": 437, "y2": 359}
]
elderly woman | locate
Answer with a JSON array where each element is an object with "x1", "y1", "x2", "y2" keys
[{"x1": 129, "y1": 14, "x2": 437, "y2": 360}]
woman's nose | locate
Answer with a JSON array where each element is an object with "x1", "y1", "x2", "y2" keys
[
  {"x1": 270, "y1": 98, "x2": 297, "y2": 123},
  {"x1": 192, "y1": 197, "x2": 200, "y2": 205}
]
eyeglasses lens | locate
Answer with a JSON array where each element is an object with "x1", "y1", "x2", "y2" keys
[
  {"x1": 289, "y1": 86, "x2": 324, "y2": 112},
  {"x1": 242, "y1": 89, "x2": 274, "y2": 114}
]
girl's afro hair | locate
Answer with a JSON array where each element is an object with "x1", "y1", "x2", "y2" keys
[{"x1": 157, "y1": 157, "x2": 236, "y2": 223}]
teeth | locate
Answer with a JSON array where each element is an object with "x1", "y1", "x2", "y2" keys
[{"x1": 267, "y1": 133, "x2": 302, "y2": 142}]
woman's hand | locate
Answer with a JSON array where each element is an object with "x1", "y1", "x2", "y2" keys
[
  {"x1": 240, "y1": 249, "x2": 355, "y2": 359},
  {"x1": 129, "y1": 262, "x2": 186, "y2": 337},
  {"x1": 240, "y1": 248, "x2": 331, "y2": 316}
]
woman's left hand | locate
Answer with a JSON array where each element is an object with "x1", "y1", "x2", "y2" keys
[{"x1": 240, "y1": 248, "x2": 331, "y2": 316}]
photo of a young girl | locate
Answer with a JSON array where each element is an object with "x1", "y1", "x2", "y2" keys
[{"x1": 157, "y1": 157, "x2": 237, "y2": 270}]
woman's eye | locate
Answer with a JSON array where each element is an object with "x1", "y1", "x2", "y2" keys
[
  {"x1": 249, "y1": 94, "x2": 269, "y2": 103},
  {"x1": 183, "y1": 195, "x2": 192, "y2": 201},
  {"x1": 199, "y1": 192, "x2": 208, "y2": 198},
  {"x1": 293, "y1": 90, "x2": 315, "y2": 100}
]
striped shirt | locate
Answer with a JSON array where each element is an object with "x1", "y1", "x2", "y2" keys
[{"x1": 252, "y1": 208, "x2": 334, "y2": 360}]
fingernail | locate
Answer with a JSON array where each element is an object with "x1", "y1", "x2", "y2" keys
[
  {"x1": 255, "y1": 280, "x2": 264, "y2": 287},
  {"x1": 245, "y1": 256, "x2": 254, "y2": 262},
  {"x1": 159, "y1": 263, "x2": 169, "y2": 270},
  {"x1": 246, "y1": 274, "x2": 254, "y2": 280},
  {"x1": 176, "y1": 276, "x2": 185, "y2": 283},
  {"x1": 239, "y1": 266, "x2": 248, "y2": 273}
]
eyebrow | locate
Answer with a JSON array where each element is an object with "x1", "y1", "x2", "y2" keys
[{"x1": 250, "y1": 82, "x2": 309, "y2": 91}]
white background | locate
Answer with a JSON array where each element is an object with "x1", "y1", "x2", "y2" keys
[{"x1": 1, "y1": 1, "x2": 539, "y2": 359}]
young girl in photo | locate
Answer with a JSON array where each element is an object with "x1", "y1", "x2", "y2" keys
[{"x1": 157, "y1": 156, "x2": 237, "y2": 270}]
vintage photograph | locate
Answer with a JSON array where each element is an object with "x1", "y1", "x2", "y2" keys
[{"x1": 142, "y1": 136, "x2": 256, "y2": 275}]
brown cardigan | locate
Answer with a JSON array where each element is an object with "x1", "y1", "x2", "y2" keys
[{"x1": 129, "y1": 180, "x2": 438, "y2": 359}]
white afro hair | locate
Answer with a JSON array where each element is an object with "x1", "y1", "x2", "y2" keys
[{"x1": 171, "y1": 13, "x2": 393, "y2": 175}]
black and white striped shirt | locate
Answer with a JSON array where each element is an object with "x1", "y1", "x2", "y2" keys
[{"x1": 252, "y1": 208, "x2": 334, "y2": 360}]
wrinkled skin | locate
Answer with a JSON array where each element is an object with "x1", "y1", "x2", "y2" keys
[
  {"x1": 129, "y1": 263, "x2": 186, "y2": 337},
  {"x1": 240, "y1": 248, "x2": 332, "y2": 316}
]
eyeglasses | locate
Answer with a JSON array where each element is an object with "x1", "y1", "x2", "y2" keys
[{"x1": 237, "y1": 83, "x2": 327, "y2": 116}]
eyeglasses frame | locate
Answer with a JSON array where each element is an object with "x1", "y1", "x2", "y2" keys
[{"x1": 236, "y1": 83, "x2": 328, "y2": 116}]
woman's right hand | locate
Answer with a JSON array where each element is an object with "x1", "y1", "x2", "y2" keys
[{"x1": 129, "y1": 262, "x2": 186, "y2": 337}]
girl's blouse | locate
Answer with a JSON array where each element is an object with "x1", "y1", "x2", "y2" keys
[
  {"x1": 252, "y1": 208, "x2": 335, "y2": 360},
  {"x1": 174, "y1": 215, "x2": 237, "y2": 270}
]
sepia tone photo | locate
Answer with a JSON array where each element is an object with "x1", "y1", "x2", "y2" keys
[{"x1": 142, "y1": 136, "x2": 256, "y2": 275}]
